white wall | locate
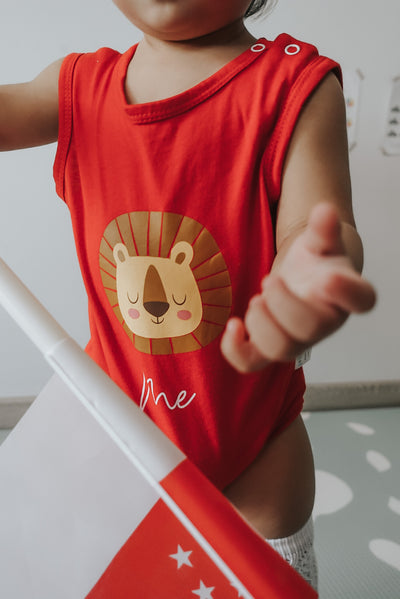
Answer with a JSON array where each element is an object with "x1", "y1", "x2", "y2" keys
[
  {"x1": 250, "y1": 0, "x2": 400, "y2": 384},
  {"x1": 0, "y1": 0, "x2": 398, "y2": 397},
  {"x1": 0, "y1": 0, "x2": 140, "y2": 396}
]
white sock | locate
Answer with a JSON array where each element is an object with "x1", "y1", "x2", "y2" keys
[{"x1": 265, "y1": 517, "x2": 318, "y2": 591}]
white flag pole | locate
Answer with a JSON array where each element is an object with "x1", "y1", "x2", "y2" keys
[{"x1": 0, "y1": 258, "x2": 69, "y2": 355}]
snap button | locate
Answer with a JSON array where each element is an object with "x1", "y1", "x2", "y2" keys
[
  {"x1": 285, "y1": 44, "x2": 301, "y2": 56},
  {"x1": 251, "y1": 43, "x2": 266, "y2": 53}
]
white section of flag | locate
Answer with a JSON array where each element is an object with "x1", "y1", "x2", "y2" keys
[{"x1": 0, "y1": 374, "x2": 167, "y2": 598}]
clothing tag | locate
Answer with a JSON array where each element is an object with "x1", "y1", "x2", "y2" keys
[{"x1": 295, "y1": 349, "x2": 311, "y2": 370}]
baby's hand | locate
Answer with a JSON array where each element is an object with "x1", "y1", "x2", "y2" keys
[{"x1": 221, "y1": 203, "x2": 376, "y2": 373}]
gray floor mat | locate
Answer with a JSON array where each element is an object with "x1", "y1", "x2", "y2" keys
[{"x1": 304, "y1": 407, "x2": 400, "y2": 598}]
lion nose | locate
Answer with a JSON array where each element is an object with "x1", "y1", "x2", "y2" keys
[
  {"x1": 143, "y1": 264, "x2": 170, "y2": 318},
  {"x1": 143, "y1": 301, "x2": 170, "y2": 318}
]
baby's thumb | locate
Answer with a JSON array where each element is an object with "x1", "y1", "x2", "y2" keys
[{"x1": 305, "y1": 202, "x2": 345, "y2": 256}]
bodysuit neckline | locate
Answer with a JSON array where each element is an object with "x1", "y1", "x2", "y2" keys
[{"x1": 116, "y1": 38, "x2": 271, "y2": 124}]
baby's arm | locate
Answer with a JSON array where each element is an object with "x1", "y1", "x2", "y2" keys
[
  {"x1": 221, "y1": 73, "x2": 376, "y2": 372},
  {"x1": 0, "y1": 59, "x2": 62, "y2": 151}
]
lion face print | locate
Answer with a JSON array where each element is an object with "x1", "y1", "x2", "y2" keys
[
  {"x1": 99, "y1": 212, "x2": 232, "y2": 355},
  {"x1": 113, "y1": 241, "x2": 203, "y2": 339}
]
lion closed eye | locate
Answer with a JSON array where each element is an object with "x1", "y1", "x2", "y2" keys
[
  {"x1": 172, "y1": 294, "x2": 186, "y2": 306},
  {"x1": 127, "y1": 292, "x2": 139, "y2": 304}
]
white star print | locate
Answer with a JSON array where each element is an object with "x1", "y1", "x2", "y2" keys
[
  {"x1": 192, "y1": 580, "x2": 215, "y2": 598},
  {"x1": 230, "y1": 580, "x2": 247, "y2": 597},
  {"x1": 169, "y1": 545, "x2": 193, "y2": 569}
]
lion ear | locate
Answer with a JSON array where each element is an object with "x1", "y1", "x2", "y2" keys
[
  {"x1": 113, "y1": 243, "x2": 130, "y2": 264},
  {"x1": 170, "y1": 241, "x2": 194, "y2": 266}
]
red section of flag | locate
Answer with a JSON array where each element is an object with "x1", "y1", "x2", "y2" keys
[
  {"x1": 87, "y1": 458, "x2": 317, "y2": 599},
  {"x1": 161, "y1": 460, "x2": 318, "y2": 599},
  {"x1": 86, "y1": 497, "x2": 240, "y2": 598}
]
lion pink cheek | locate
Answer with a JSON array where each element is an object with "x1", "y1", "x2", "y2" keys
[
  {"x1": 128, "y1": 308, "x2": 140, "y2": 319},
  {"x1": 177, "y1": 310, "x2": 192, "y2": 321}
]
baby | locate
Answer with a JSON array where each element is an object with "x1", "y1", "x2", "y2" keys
[{"x1": 0, "y1": 0, "x2": 376, "y2": 590}]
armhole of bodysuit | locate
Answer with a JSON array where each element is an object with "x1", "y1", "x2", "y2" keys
[
  {"x1": 53, "y1": 53, "x2": 82, "y2": 201},
  {"x1": 265, "y1": 56, "x2": 342, "y2": 206}
]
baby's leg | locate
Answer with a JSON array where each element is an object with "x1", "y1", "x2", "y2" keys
[{"x1": 223, "y1": 415, "x2": 317, "y2": 588}]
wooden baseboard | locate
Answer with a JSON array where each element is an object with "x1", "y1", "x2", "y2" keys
[{"x1": 304, "y1": 380, "x2": 400, "y2": 411}]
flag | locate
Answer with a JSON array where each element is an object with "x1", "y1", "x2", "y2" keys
[{"x1": 0, "y1": 258, "x2": 317, "y2": 598}]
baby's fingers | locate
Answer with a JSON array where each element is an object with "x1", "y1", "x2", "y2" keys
[
  {"x1": 324, "y1": 271, "x2": 376, "y2": 314},
  {"x1": 220, "y1": 317, "x2": 270, "y2": 373},
  {"x1": 262, "y1": 274, "x2": 346, "y2": 343},
  {"x1": 246, "y1": 277, "x2": 343, "y2": 362}
]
